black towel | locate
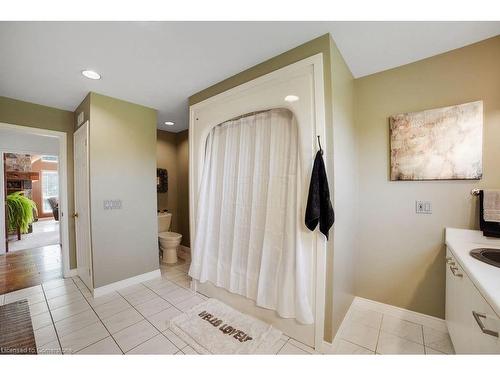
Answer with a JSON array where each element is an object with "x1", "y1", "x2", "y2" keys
[
  {"x1": 305, "y1": 151, "x2": 334, "y2": 239},
  {"x1": 479, "y1": 190, "x2": 500, "y2": 238}
]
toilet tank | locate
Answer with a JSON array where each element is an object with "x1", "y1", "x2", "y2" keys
[{"x1": 158, "y1": 212, "x2": 172, "y2": 232}]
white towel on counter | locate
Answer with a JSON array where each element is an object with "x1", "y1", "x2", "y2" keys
[{"x1": 483, "y1": 189, "x2": 500, "y2": 223}]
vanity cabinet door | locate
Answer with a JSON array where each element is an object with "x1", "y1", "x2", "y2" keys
[
  {"x1": 445, "y1": 247, "x2": 500, "y2": 354},
  {"x1": 445, "y1": 249, "x2": 466, "y2": 351},
  {"x1": 461, "y1": 268, "x2": 500, "y2": 354}
]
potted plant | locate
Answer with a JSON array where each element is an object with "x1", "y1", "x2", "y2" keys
[{"x1": 6, "y1": 191, "x2": 38, "y2": 234}]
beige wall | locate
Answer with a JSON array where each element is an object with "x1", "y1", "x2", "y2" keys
[
  {"x1": 176, "y1": 130, "x2": 190, "y2": 247},
  {"x1": 189, "y1": 34, "x2": 355, "y2": 341},
  {"x1": 354, "y1": 36, "x2": 500, "y2": 318},
  {"x1": 0, "y1": 96, "x2": 77, "y2": 268},
  {"x1": 156, "y1": 129, "x2": 190, "y2": 247},
  {"x1": 88, "y1": 93, "x2": 159, "y2": 288},
  {"x1": 156, "y1": 130, "x2": 179, "y2": 231},
  {"x1": 329, "y1": 38, "x2": 357, "y2": 335}
]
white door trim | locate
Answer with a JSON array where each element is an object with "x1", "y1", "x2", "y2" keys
[
  {"x1": 188, "y1": 53, "x2": 327, "y2": 349},
  {"x1": 0, "y1": 122, "x2": 71, "y2": 277},
  {"x1": 74, "y1": 121, "x2": 94, "y2": 290}
]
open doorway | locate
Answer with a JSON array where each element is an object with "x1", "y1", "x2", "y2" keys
[
  {"x1": 0, "y1": 123, "x2": 70, "y2": 294},
  {"x1": 4, "y1": 153, "x2": 61, "y2": 252}
]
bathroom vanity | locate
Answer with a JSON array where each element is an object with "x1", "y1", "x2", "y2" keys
[{"x1": 445, "y1": 228, "x2": 500, "y2": 354}]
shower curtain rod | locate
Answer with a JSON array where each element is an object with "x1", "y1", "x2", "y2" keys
[{"x1": 225, "y1": 109, "x2": 273, "y2": 123}]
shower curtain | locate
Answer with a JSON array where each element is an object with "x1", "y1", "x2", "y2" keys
[{"x1": 189, "y1": 108, "x2": 314, "y2": 324}]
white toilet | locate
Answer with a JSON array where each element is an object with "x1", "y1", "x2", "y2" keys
[{"x1": 157, "y1": 212, "x2": 182, "y2": 264}]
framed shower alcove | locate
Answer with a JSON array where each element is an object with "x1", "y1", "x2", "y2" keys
[{"x1": 189, "y1": 54, "x2": 327, "y2": 349}]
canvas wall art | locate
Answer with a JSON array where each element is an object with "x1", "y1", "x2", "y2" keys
[{"x1": 390, "y1": 101, "x2": 483, "y2": 181}]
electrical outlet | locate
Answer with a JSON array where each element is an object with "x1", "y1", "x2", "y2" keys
[{"x1": 416, "y1": 200, "x2": 432, "y2": 214}]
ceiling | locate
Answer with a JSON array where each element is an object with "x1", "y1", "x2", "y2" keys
[{"x1": 1, "y1": 21, "x2": 499, "y2": 132}]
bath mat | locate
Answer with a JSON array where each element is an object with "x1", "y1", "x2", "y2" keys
[
  {"x1": 169, "y1": 298, "x2": 282, "y2": 354},
  {"x1": 0, "y1": 300, "x2": 37, "y2": 354}
]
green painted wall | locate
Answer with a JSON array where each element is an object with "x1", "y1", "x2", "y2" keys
[
  {"x1": 87, "y1": 93, "x2": 159, "y2": 288},
  {"x1": 328, "y1": 37, "x2": 357, "y2": 336}
]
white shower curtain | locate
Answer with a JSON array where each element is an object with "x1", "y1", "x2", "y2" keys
[{"x1": 189, "y1": 108, "x2": 314, "y2": 324}]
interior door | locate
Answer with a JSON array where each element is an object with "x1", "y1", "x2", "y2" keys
[{"x1": 74, "y1": 121, "x2": 93, "y2": 289}]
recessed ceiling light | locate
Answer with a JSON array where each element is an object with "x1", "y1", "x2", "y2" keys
[
  {"x1": 164, "y1": 121, "x2": 175, "y2": 126},
  {"x1": 284, "y1": 95, "x2": 299, "y2": 102},
  {"x1": 81, "y1": 70, "x2": 101, "y2": 80}
]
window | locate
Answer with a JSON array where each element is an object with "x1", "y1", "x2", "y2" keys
[
  {"x1": 42, "y1": 170, "x2": 59, "y2": 213},
  {"x1": 41, "y1": 155, "x2": 58, "y2": 163}
]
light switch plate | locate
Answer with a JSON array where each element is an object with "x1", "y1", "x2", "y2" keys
[
  {"x1": 416, "y1": 200, "x2": 432, "y2": 214},
  {"x1": 104, "y1": 200, "x2": 122, "y2": 210}
]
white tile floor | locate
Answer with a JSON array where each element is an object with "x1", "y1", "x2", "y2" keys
[
  {"x1": 331, "y1": 301, "x2": 455, "y2": 355},
  {"x1": 0, "y1": 257, "x2": 454, "y2": 355},
  {"x1": 0, "y1": 260, "x2": 314, "y2": 354}
]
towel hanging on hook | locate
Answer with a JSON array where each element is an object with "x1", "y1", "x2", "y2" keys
[
  {"x1": 317, "y1": 135, "x2": 323, "y2": 155},
  {"x1": 305, "y1": 135, "x2": 334, "y2": 239}
]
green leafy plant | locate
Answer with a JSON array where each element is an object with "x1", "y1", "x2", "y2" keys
[{"x1": 6, "y1": 192, "x2": 37, "y2": 233}]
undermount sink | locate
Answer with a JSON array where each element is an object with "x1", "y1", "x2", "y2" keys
[{"x1": 470, "y1": 248, "x2": 500, "y2": 268}]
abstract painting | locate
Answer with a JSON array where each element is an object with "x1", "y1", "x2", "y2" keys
[{"x1": 390, "y1": 101, "x2": 483, "y2": 181}]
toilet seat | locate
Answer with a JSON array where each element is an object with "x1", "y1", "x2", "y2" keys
[{"x1": 159, "y1": 231, "x2": 182, "y2": 240}]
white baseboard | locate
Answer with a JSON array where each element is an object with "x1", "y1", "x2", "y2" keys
[
  {"x1": 64, "y1": 268, "x2": 78, "y2": 278},
  {"x1": 351, "y1": 296, "x2": 448, "y2": 332},
  {"x1": 320, "y1": 296, "x2": 448, "y2": 354},
  {"x1": 92, "y1": 269, "x2": 161, "y2": 298},
  {"x1": 319, "y1": 340, "x2": 335, "y2": 354}
]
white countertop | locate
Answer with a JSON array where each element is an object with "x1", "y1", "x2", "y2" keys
[{"x1": 446, "y1": 228, "x2": 500, "y2": 318}]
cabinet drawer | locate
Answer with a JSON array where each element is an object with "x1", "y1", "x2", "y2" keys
[{"x1": 446, "y1": 247, "x2": 500, "y2": 354}]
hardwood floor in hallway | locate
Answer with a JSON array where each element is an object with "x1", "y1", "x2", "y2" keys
[{"x1": 0, "y1": 245, "x2": 62, "y2": 295}]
